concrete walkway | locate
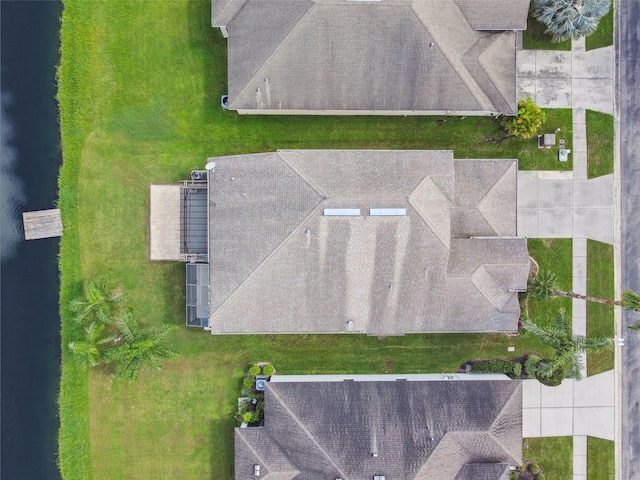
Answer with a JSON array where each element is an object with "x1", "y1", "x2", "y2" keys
[{"x1": 516, "y1": 37, "x2": 617, "y2": 480}]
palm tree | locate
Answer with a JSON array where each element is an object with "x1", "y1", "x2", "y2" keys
[
  {"x1": 529, "y1": 270, "x2": 640, "y2": 311},
  {"x1": 532, "y1": 0, "x2": 611, "y2": 43},
  {"x1": 522, "y1": 309, "x2": 613, "y2": 381},
  {"x1": 501, "y1": 96, "x2": 546, "y2": 140},
  {"x1": 68, "y1": 322, "x2": 115, "y2": 367},
  {"x1": 103, "y1": 309, "x2": 177, "y2": 381},
  {"x1": 70, "y1": 276, "x2": 124, "y2": 325}
]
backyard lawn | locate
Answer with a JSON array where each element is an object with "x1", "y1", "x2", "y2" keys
[{"x1": 58, "y1": 1, "x2": 571, "y2": 479}]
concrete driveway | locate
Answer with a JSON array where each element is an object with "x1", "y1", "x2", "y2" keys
[{"x1": 518, "y1": 46, "x2": 614, "y2": 114}]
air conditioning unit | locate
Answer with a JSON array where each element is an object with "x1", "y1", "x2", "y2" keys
[{"x1": 191, "y1": 170, "x2": 207, "y2": 181}]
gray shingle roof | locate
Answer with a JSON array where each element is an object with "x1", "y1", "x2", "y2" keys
[
  {"x1": 235, "y1": 378, "x2": 522, "y2": 480},
  {"x1": 215, "y1": 0, "x2": 529, "y2": 114},
  {"x1": 206, "y1": 150, "x2": 529, "y2": 335}
]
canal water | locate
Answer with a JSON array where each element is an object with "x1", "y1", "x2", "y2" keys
[{"x1": 1, "y1": 1, "x2": 63, "y2": 479}]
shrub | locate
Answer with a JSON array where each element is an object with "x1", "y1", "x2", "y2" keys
[
  {"x1": 241, "y1": 412, "x2": 253, "y2": 424},
  {"x1": 262, "y1": 364, "x2": 275, "y2": 376},
  {"x1": 501, "y1": 97, "x2": 545, "y2": 139},
  {"x1": 510, "y1": 472, "x2": 519, "y2": 480},
  {"x1": 524, "y1": 354, "x2": 542, "y2": 376},
  {"x1": 470, "y1": 359, "x2": 514, "y2": 374},
  {"x1": 529, "y1": 463, "x2": 540, "y2": 474},
  {"x1": 537, "y1": 473, "x2": 546, "y2": 480},
  {"x1": 535, "y1": 364, "x2": 566, "y2": 386},
  {"x1": 248, "y1": 364, "x2": 261, "y2": 376},
  {"x1": 242, "y1": 376, "x2": 255, "y2": 392},
  {"x1": 513, "y1": 363, "x2": 523, "y2": 377}
]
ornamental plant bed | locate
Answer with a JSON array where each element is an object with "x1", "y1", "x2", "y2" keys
[
  {"x1": 235, "y1": 363, "x2": 276, "y2": 426},
  {"x1": 458, "y1": 356, "x2": 529, "y2": 379}
]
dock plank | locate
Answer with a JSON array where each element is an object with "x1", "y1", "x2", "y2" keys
[{"x1": 22, "y1": 209, "x2": 62, "y2": 240}]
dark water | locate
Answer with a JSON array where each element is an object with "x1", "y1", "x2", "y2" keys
[{"x1": 1, "y1": 1, "x2": 63, "y2": 479}]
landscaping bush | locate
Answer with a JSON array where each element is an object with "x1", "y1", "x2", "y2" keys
[
  {"x1": 524, "y1": 354, "x2": 542, "y2": 376},
  {"x1": 529, "y1": 463, "x2": 540, "y2": 474},
  {"x1": 242, "y1": 412, "x2": 253, "y2": 424},
  {"x1": 535, "y1": 363, "x2": 566, "y2": 386},
  {"x1": 470, "y1": 359, "x2": 514, "y2": 375},
  {"x1": 510, "y1": 472, "x2": 519, "y2": 480},
  {"x1": 513, "y1": 363, "x2": 523, "y2": 377},
  {"x1": 262, "y1": 364, "x2": 275, "y2": 376},
  {"x1": 242, "y1": 376, "x2": 255, "y2": 392},
  {"x1": 248, "y1": 364, "x2": 261, "y2": 376}
]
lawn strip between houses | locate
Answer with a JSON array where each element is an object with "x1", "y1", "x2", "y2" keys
[
  {"x1": 586, "y1": 240, "x2": 615, "y2": 376},
  {"x1": 58, "y1": 1, "x2": 564, "y2": 478}
]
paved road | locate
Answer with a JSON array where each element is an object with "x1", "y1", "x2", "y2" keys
[{"x1": 617, "y1": 0, "x2": 640, "y2": 478}]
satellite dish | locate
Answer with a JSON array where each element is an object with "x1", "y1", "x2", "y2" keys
[{"x1": 205, "y1": 161, "x2": 216, "y2": 171}]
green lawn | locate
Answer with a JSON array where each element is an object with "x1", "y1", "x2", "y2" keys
[
  {"x1": 586, "y1": 3, "x2": 614, "y2": 51},
  {"x1": 523, "y1": 437, "x2": 573, "y2": 478},
  {"x1": 588, "y1": 437, "x2": 615, "y2": 480},
  {"x1": 58, "y1": 1, "x2": 565, "y2": 478},
  {"x1": 523, "y1": 10, "x2": 572, "y2": 51},
  {"x1": 586, "y1": 240, "x2": 615, "y2": 375},
  {"x1": 587, "y1": 110, "x2": 614, "y2": 179},
  {"x1": 526, "y1": 239, "x2": 573, "y2": 327}
]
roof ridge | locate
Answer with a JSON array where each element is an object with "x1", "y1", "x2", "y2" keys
[
  {"x1": 230, "y1": 2, "x2": 316, "y2": 109},
  {"x1": 211, "y1": 202, "x2": 325, "y2": 318},
  {"x1": 488, "y1": 385, "x2": 523, "y2": 465},
  {"x1": 267, "y1": 385, "x2": 349, "y2": 478},
  {"x1": 277, "y1": 151, "x2": 328, "y2": 198},
  {"x1": 471, "y1": 262, "x2": 522, "y2": 310},
  {"x1": 407, "y1": 175, "x2": 451, "y2": 250},
  {"x1": 236, "y1": 430, "x2": 274, "y2": 474},
  {"x1": 409, "y1": 0, "x2": 494, "y2": 111},
  {"x1": 476, "y1": 161, "x2": 515, "y2": 234},
  {"x1": 461, "y1": 35, "x2": 513, "y2": 112}
]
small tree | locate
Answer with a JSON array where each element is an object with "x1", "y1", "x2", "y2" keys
[
  {"x1": 104, "y1": 310, "x2": 177, "y2": 381},
  {"x1": 522, "y1": 308, "x2": 613, "y2": 381},
  {"x1": 501, "y1": 97, "x2": 545, "y2": 140},
  {"x1": 529, "y1": 270, "x2": 640, "y2": 311},
  {"x1": 70, "y1": 275, "x2": 124, "y2": 325},
  {"x1": 532, "y1": 0, "x2": 611, "y2": 43},
  {"x1": 68, "y1": 322, "x2": 114, "y2": 367}
]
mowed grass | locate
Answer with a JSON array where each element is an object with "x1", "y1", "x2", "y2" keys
[
  {"x1": 523, "y1": 437, "x2": 573, "y2": 477},
  {"x1": 587, "y1": 240, "x2": 615, "y2": 375},
  {"x1": 526, "y1": 239, "x2": 573, "y2": 327},
  {"x1": 58, "y1": 1, "x2": 562, "y2": 478},
  {"x1": 588, "y1": 437, "x2": 615, "y2": 480},
  {"x1": 586, "y1": 3, "x2": 614, "y2": 51},
  {"x1": 523, "y1": 10, "x2": 572, "y2": 51},
  {"x1": 587, "y1": 110, "x2": 614, "y2": 179}
]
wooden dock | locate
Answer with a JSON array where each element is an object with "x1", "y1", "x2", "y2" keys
[{"x1": 22, "y1": 209, "x2": 63, "y2": 240}]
